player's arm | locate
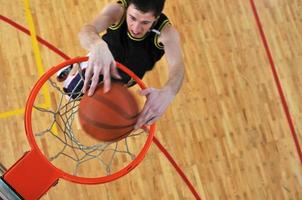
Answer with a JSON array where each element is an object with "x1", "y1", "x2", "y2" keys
[
  {"x1": 78, "y1": 3, "x2": 124, "y2": 95},
  {"x1": 78, "y1": 3, "x2": 124, "y2": 51},
  {"x1": 134, "y1": 25, "x2": 184, "y2": 129},
  {"x1": 159, "y1": 25, "x2": 185, "y2": 96}
]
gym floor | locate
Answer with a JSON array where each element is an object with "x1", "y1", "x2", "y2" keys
[{"x1": 1, "y1": 0, "x2": 301, "y2": 199}]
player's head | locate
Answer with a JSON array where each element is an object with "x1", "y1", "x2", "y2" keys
[
  {"x1": 128, "y1": 0, "x2": 165, "y2": 17},
  {"x1": 126, "y1": 0, "x2": 166, "y2": 38}
]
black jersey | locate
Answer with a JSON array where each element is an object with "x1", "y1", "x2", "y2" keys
[{"x1": 102, "y1": 0, "x2": 171, "y2": 84}]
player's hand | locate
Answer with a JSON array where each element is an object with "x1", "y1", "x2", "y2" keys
[
  {"x1": 83, "y1": 40, "x2": 121, "y2": 96},
  {"x1": 134, "y1": 87, "x2": 175, "y2": 129}
]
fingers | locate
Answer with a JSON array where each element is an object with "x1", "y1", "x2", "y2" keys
[
  {"x1": 145, "y1": 116, "x2": 159, "y2": 126},
  {"x1": 134, "y1": 88, "x2": 156, "y2": 129},
  {"x1": 86, "y1": 57, "x2": 103, "y2": 96},
  {"x1": 88, "y1": 73, "x2": 100, "y2": 96},
  {"x1": 134, "y1": 115, "x2": 148, "y2": 130},
  {"x1": 84, "y1": 58, "x2": 116, "y2": 95},
  {"x1": 110, "y1": 61, "x2": 122, "y2": 79},
  {"x1": 135, "y1": 97, "x2": 157, "y2": 129},
  {"x1": 135, "y1": 109, "x2": 158, "y2": 129},
  {"x1": 134, "y1": 88, "x2": 169, "y2": 129},
  {"x1": 83, "y1": 61, "x2": 94, "y2": 94},
  {"x1": 138, "y1": 88, "x2": 154, "y2": 96},
  {"x1": 102, "y1": 64, "x2": 111, "y2": 93}
]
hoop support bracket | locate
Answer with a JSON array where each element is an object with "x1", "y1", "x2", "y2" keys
[{"x1": 3, "y1": 150, "x2": 59, "y2": 200}]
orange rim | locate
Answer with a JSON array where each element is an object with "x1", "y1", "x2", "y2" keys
[{"x1": 24, "y1": 56, "x2": 155, "y2": 184}]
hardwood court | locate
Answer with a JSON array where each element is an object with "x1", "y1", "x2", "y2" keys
[{"x1": 1, "y1": 0, "x2": 302, "y2": 199}]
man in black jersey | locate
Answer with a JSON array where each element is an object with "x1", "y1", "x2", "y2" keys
[{"x1": 76, "y1": 0, "x2": 184, "y2": 129}]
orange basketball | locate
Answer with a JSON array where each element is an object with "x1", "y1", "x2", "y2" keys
[{"x1": 78, "y1": 82, "x2": 139, "y2": 142}]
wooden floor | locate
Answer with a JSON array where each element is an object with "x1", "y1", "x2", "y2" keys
[{"x1": 1, "y1": 0, "x2": 302, "y2": 199}]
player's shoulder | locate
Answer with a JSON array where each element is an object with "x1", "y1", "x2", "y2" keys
[
  {"x1": 98, "y1": 2, "x2": 125, "y2": 28},
  {"x1": 103, "y1": 2, "x2": 125, "y2": 14},
  {"x1": 159, "y1": 23, "x2": 180, "y2": 45}
]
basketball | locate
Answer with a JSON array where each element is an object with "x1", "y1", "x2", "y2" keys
[{"x1": 78, "y1": 82, "x2": 139, "y2": 142}]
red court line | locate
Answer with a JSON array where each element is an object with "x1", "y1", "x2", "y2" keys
[
  {"x1": 0, "y1": 14, "x2": 202, "y2": 199},
  {"x1": 153, "y1": 137, "x2": 201, "y2": 200},
  {"x1": 0, "y1": 15, "x2": 70, "y2": 60},
  {"x1": 249, "y1": 0, "x2": 302, "y2": 164}
]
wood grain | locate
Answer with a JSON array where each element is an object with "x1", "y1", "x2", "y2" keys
[{"x1": 0, "y1": 0, "x2": 301, "y2": 199}]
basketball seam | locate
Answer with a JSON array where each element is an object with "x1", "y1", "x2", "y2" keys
[
  {"x1": 108, "y1": 129, "x2": 134, "y2": 142},
  {"x1": 93, "y1": 93, "x2": 138, "y2": 120},
  {"x1": 79, "y1": 109, "x2": 136, "y2": 129},
  {"x1": 118, "y1": 86, "x2": 138, "y2": 111}
]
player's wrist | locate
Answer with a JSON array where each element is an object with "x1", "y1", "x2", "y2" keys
[
  {"x1": 89, "y1": 39, "x2": 107, "y2": 51},
  {"x1": 162, "y1": 85, "x2": 177, "y2": 96}
]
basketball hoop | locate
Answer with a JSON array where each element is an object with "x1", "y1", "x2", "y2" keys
[{"x1": 1, "y1": 57, "x2": 155, "y2": 199}]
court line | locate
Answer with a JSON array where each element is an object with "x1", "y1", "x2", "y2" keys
[
  {"x1": 23, "y1": 0, "x2": 51, "y2": 109},
  {"x1": 153, "y1": 137, "x2": 202, "y2": 200},
  {"x1": 1, "y1": 15, "x2": 62, "y2": 118},
  {"x1": 0, "y1": 15, "x2": 201, "y2": 199},
  {"x1": 249, "y1": 0, "x2": 302, "y2": 164},
  {"x1": 0, "y1": 104, "x2": 45, "y2": 119},
  {"x1": 23, "y1": 0, "x2": 44, "y2": 77},
  {"x1": 0, "y1": 15, "x2": 70, "y2": 60},
  {"x1": 0, "y1": 109, "x2": 25, "y2": 119}
]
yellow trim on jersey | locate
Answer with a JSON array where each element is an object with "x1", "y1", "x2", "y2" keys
[
  {"x1": 109, "y1": 0, "x2": 127, "y2": 30},
  {"x1": 109, "y1": 15, "x2": 125, "y2": 30},
  {"x1": 154, "y1": 19, "x2": 171, "y2": 49},
  {"x1": 127, "y1": 31, "x2": 148, "y2": 41},
  {"x1": 117, "y1": 0, "x2": 127, "y2": 7}
]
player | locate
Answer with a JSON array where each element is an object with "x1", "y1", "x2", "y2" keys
[{"x1": 60, "y1": 0, "x2": 184, "y2": 129}]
